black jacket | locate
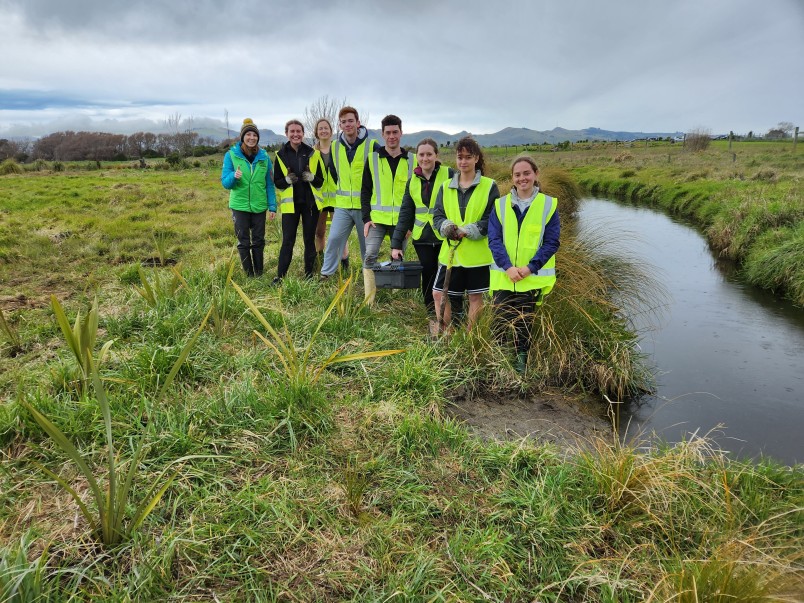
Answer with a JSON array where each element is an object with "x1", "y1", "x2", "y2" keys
[
  {"x1": 273, "y1": 141, "x2": 324, "y2": 208},
  {"x1": 390, "y1": 162, "x2": 455, "y2": 249}
]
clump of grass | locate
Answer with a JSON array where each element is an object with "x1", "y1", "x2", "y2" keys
[
  {"x1": 0, "y1": 159, "x2": 23, "y2": 175},
  {"x1": 133, "y1": 264, "x2": 188, "y2": 308},
  {"x1": 0, "y1": 534, "x2": 48, "y2": 602},
  {"x1": 0, "y1": 309, "x2": 23, "y2": 357},
  {"x1": 541, "y1": 167, "x2": 583, "y2": 217}
]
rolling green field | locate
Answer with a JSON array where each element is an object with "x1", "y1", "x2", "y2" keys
[{"x1": 0, "y1": 156, "x2": 802, "y2": 601}]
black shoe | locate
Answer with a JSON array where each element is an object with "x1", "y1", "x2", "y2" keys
[
  {"x1": 271, "y1": 276, "x2": 283, "y2": 286},
  {"x1": 340, "y1": 258, "x2": 350, "y2": 271}
]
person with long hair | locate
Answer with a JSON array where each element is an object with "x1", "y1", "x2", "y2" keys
[
  {"x1": 488, "y1": 155, "x2": 560, "y2": 374},
  {"x1": 310, "y1": 118, "x2": 348, "y2": 271},
  {"x1": 220, "y1": 118, "x2": 276, "y2": 277},
  {"x1": 272, "y1": 119, "x2": 324, "y2": 283},
  {"x1": 391, "y1": 138, "x2": 454, "y2": 334},
  {"x1": 431, "y1": 136, "x2": 499, "y2": 330}
]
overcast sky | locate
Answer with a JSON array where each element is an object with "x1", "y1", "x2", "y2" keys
[{"x1": 1, "y1": 0, "x2": 802, "y2": 138}]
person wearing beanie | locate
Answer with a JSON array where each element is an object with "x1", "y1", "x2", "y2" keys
[{"x1": 220, "y1": 118, "x2": 277, "y2": 277}]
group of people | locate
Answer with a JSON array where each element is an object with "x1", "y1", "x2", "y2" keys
[{"x1": 220, "y1": 107, "x2": 560, "y2": 373}]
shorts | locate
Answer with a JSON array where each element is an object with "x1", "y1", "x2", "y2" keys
[{"x1": 433, "y1": 265, "x2": 489, "y2": 296}]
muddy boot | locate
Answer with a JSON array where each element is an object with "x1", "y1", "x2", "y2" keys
[
  {"x1": 362, "y1": 268, "x2": 376, "y2": 306},
  {"x1": 515, "y1": 351, "x2": 528, "y2": 375}
]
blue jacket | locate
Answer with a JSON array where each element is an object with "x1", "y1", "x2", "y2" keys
[
  {"x1": 221, "y1": 144, "x2": 277, "y2": 212},
  {"x1": 488, "y1": 195, "x2": 560, "y2": 275}
]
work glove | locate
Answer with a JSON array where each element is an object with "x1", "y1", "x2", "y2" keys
[
  {"x1": 285, "y1": 173, "x2": 299, "y2": 184},
  {"x1": 443, "y1": 224, "x2": 461, "y2": 241},
  {"x1": 301, "y1": 171, "x2": 314, "y2": 182}
]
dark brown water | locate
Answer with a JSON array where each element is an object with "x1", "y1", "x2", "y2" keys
[{"x1": 578, "y1": 198, "x2": 804, "y2": 465}]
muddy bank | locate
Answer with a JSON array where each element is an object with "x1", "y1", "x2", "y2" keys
[{"x1": 447, "y1": 386, "x2": 613, "y2": 455}]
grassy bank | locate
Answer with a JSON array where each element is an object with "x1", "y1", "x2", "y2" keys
[
  {"x1": 1, "y1": 160, "x2": 801, "y2": 601},
  {"x1": 480, "y1": 140, "x2": 803, "y2": 305}
]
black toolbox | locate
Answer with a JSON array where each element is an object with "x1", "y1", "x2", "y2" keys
[{"x1": 371, "y1": 261, "x2": 423, "y2": 289}]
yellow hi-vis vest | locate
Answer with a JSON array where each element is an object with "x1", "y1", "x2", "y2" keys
[
  {"x1": 489, "y1": 192, "x2": 557, "y2": 300},
  {"x1": 310, "y1": 149, "x2": 337, "y2": 210},
  {"x1": 409, "y1": 165, "x2": 451, "y2": 240},
  {"x1": 273, "y1": 154, "x2": 297, "y2": 214},
  {"x1": 437, "y1": 176, "x2": 495, "y2": 268},
  {"x1": 367, "y1": 150, "x2": 416, "y2": 226},
  {"x1": 332, "y1": 137, "x2": 376, "y2": 210}
]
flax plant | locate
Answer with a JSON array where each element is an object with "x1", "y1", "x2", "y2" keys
[
  {"x1": 232, "y1": 276, "x2": 403, "y2": 388},
  {"x1": 133, "y1": 264, "x2": 188, "y2": 308},
  {"x1": 21, "y1": 358, "x2": 176, "y2": 547},
  {"x1": 51, "y1": 295, "x2": 114, "y2": 396}
]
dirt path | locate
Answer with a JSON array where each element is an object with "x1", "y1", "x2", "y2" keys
[{"x1": 446, "y1": 386, "x2": 614, "y2": 455}]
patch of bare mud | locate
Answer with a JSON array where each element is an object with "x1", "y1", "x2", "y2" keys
[{"x1": 447, "y1": 386, "x2": 613, "y2": 455}]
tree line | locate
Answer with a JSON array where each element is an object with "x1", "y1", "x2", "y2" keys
[{"x1": 0, "y1": 130, "x2": 223, "y2": 163}]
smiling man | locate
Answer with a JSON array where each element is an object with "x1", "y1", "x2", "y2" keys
[
  {"x1": 359, "y1": 114, "x2": 416, "y2": 304},
  {"x1": 319, "y1": 106, "x2": 377, "y2": 280}
]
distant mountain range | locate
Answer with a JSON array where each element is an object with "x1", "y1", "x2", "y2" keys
[{"x1": 220, "y1": 125, "x2": 683, "y2": 147}]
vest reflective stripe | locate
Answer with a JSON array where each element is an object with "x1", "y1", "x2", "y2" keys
[
  {"x1": 310, "y1": 149, "x2": 337, "y2": 210},
  {"x1": 367, "y1": 151, "x2": 416, "y2": 225},
  {"x1": 333, "y1": 138, "x2": 374, "y2": 209},
  {"x1": 273, "y1": 154, "x2": 296, "y2": 214},
  {"x1": 437, "y1": 177, "x2": 495, "y2": 268},
  {"x1": 410, "y1": 165, "x2": 450, "y2": 240},
  {"x1": 489, "y1": 192, "x2": 557, "y2": 298},
  {"x1": 228, "y1": 149, "x2": 269, "y2": 213}
]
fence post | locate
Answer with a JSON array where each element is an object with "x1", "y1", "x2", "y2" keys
[
  {"x1": 728, "y1": 131, "x2": 733, "y2": 151},
  {"x1": 794, "y1": 127, "x2": 799, "y2": 152}
]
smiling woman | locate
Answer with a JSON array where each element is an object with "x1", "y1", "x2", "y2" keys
[{"x1": 220, "y1": 118, "x2": 277, "y2": 277}]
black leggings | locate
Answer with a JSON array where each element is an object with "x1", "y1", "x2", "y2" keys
[
  {"x1": 492, "y1": 290, "x2": 540, "y2": 355},
  {"x1": 412, "y1": 242, "x2": 439, "y2": 316},
  {"x1": 277, "y1": 203, "x2": 320, "y2": 278}
]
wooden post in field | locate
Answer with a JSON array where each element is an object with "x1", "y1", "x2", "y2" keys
[
  {"x1": 794, "y1": 127, "x2": 799, "y2": 152},
  {"x1": 728, "y1": 131, "x2": 733, "y2": 151}
]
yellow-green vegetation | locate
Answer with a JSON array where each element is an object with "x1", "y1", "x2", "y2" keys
[
  {"x1": 0, "y1": 160, "x2": 801, "y2": 601},
  {"x1": 483, "y1": 140, "x2": 803, "y2": 305}
]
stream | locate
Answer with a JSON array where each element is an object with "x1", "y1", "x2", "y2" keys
[{"x1": 577, "y1": 198, "x2": 804, "y2": 465}]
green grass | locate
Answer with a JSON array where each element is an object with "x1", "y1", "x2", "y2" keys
[{"x1": 0, "y1": 159, "x2": 801, "y2": 600}]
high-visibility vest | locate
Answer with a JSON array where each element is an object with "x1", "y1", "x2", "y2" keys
[
  {"x1": 228, "y1": 148, "x2": 270, "y2": 213},
  {"x1": 273, "y1": 154, "x2": 296, "y2": 214},
  {"x1": 332, "y1": 137, "x2": 376, "y2": 210},
  {"x1": 310, "y1": 149, "x2": 337, "y2": 210},
  {"x1": 489, "y1": 192, "x2": 557, "y2": 300},
  {"x1": 409, "y1": 165, "x2": 451, "y2": 241},
  {"x1": 437, "y1": 176, "x2": 495, "y2": 268},
  {"x1": 367, "y1": 151, "x2": 416, "y2": 226}
]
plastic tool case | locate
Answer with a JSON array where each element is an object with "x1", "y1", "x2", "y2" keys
[{"x1": 371, "y1": 261, "x2": 423, "y2": 289}]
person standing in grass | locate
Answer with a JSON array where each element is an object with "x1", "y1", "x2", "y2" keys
[
  {"x1": 319, "y1": 106, "x2": 378, "y2": 279},
  {"x1": 310, "y1": 118, "x2": 343, "y2": 271},
  {"x1": 273, "y1": 119, "x2": 324, "y2": 283},
  {"x1": 391, "y1": 138, "x2": 454, "y2": 333},
  {"x1": 488, "y1": 155, "x2": 560, "y2": 374},
  {"x1": 432, "y1": 136, "x2": 499, "y2": 330},
  {"x1": 220, "y1": 118, "x2": 277, "y2": 277},
  {"x1": 361, "y1": 114, "x2": 416, "y2": 305}
]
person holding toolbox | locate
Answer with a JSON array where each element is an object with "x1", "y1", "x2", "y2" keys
[
  {"x1": 431, "y1": 136, "x2": 499, "y2": 331},
  {"x1": 391, "y1": 137, "x2": 454, "y2": 334},
  {"x1": 488, "y1": 155, "x2": 560, "y2": 374},
  {"x1": 360, "y1": 114, "x2": 416, "y2": 305}
]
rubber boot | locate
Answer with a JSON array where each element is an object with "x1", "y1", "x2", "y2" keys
[
  {"x1": 362, "y1": 268, "x2": 376, "y2": 306},
  {"x1": 515, "y1": 351, "x2": 528, "y2": 375},
  {"x1": 341, "y1": 257, "x2": 350, "y2": 273}
]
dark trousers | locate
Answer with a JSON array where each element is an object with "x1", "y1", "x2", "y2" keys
[
  {"x1": 277, "y1": 203, "x2": 320, "y2": 278},
  {"x1": 492, "y1": 290, "x2": 540, "y2": 355},
  {"x1": 413, "y1": 242, "x2": 439, "y2": 316},
  {"x1": 232, "y1": 209, "x2": 266, "y2": 276}
]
